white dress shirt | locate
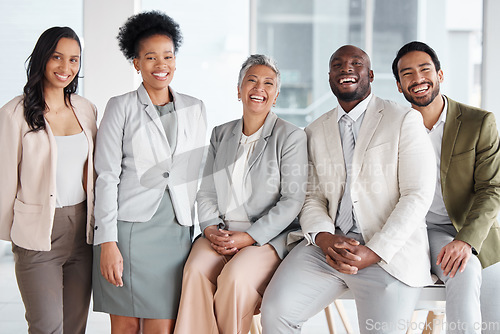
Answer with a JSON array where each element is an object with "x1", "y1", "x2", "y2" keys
[
  {"x1": 224, "y1": 125, "x2": 264, "y2": 230},
  {"x1": 425, "y1": 96, "x2": 452, "y2": 225},
  {"x1": 311, "y1": 93, "x2": 372, "y2": 243}
]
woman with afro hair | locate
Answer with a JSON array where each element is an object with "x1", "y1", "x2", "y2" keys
[{"x1": 92, "y1": 11, "x2": 207, "y2": 333}]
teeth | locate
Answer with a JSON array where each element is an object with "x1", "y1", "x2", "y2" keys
[
  {"x1": 340, "y1": 77, "x2": 356, "y2": 84},
  {"x1": 55, "y1": 73, "x2": 69, "y2": 79},
  {"x1": 413, "y1": 86, "x2": 428, "y2": 93},
  {"x1": 250, "y1": 95, "x2": 265, "y2": 101},
  {"x1": 153, "y1": 72, "x2": 168, "y2": 77}
]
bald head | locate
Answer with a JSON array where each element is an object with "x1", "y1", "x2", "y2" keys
[{"x1": 329, "y1": 45, "x2": 371, "y2": 70}]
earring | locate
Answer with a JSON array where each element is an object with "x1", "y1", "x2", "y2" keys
[
  {"x1": 137, "y1": 70, "x2": 140, "y2": 74},
  {"x1": 273, "y1": 103, "x2": 276, "y2": 107},
  {"x1": 238, "y1": 98, "x2": 241, "y2": 101}
]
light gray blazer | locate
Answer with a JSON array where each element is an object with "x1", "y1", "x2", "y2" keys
[
  {"x1": 197, "y1": 112, "x2": 308, "y2": 259},
  {"x1": 93, "y1": 84, "x2": 207, "y2": 245}
]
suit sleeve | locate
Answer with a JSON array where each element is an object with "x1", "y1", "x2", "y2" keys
[
  {"x1": 455, "y1": 112, "x2": 500, "y2": 252},
  {"x1": 245, "y1": 129, "x2": 308, "y2": 246},
  {"x1": 365, "y1": 110, "x2": 436, "y2": 263},
  {"x1": 197, "y1": 127, "x2": 225, "y2": 233},
  {"x1": 0, "y1": 102, "x2": 22, "y2": 241},
  {"x1": 93, "y1": 97, "x2": 125, "y2": 245}
]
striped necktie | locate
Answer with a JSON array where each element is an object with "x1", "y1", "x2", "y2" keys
[{"x1": 337, "y1": 114, "x2": 355, "y2": 234}]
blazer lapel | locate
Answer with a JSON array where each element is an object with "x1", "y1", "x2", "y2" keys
[
  {"x1": 351, "y1": 96, "x2": 383, "y2": 182},
  {"x1": 323, "y1": 108, "x2": 346, "y2": 181},
  {"x1": 440, "y1": 96, "x2": 461, "y2": 187},
  {"x1": 247, "y1": 112, "x2": 277, "y2": 173},
  {"x1": 137, "y1": 84, "x2": 172, "y2": 156}
]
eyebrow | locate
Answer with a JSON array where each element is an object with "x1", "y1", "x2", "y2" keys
[
  {"x1": 247, "y1": 74, "x2": 275, "y2": 81},
  {"x1": 53, "y1": 51, "x2": 80, "y2": 58},
  {"x1": 399, "y1": 62, "x2": 432, "y2": 73},
  {"x1": 331, "y1": 55, "x2": 364, "y2": 62},
  {"x1": 144, "y1": 50, "x2": 174, "y2": 56}
]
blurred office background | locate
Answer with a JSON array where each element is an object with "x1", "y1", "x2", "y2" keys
[
  {"x1": 0, "y1": 1, "x2": 499, "y2": 333},
  {"x1": 1, "y1": 0, "x2": 498, "y2": 131}
]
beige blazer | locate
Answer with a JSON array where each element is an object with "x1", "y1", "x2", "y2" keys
[
  {"x1": 0, "y1": 95, "x2": 98, "y2": 251},
  {"x1": 299, "y1": 95, "x2": 436, "y2": 287}
]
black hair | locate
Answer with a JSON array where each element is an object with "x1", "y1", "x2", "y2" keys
[
  {"x1": 117, "y1": 10, "x2": 183, "y2": 61},
  {"x1": 23, "y1": 26, "x2": 81, "y2": 132},
  {"x1": 392, "y1": 41, "x2": 441, "y2": 83}
]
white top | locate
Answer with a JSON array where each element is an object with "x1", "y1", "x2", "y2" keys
[
  {"x1": 54, "y1": 131, "x2": 88, "y2": 208},
  {"x1": 224, "y1": 124, "x2": 264, "y2": 225},
  {"x1": 425, "y1": 96, "x2": 452, "y2": 225}
]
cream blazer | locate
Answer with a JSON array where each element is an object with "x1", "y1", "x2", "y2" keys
[
  {"x1": 0, "y1": 95, "x2": 98, "y2": 251},
  {"x1": 299, "y1": 95, "x2": 436, "y2": 287},
  {"x1": 93, "y1": 84, "x2": 207, "y2": 245}
]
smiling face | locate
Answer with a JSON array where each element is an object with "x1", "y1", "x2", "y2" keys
[
  {"x1": 133, "y1": 34, "x2": 176, "y2": 93},
  {"x1": 329, "y1": 45, "x2": 374, "y2": 106},
  {"x1": 238, "y1": 64, "x2": 279, "y2": 118},
  {"x1": 396, "y1": 51, "x2": 443, "y2": 108},
  {"x1": 43, "y1": 37, "x2": 80, "y2": 92}
]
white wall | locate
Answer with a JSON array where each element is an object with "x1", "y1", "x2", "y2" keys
[
  {"x1": 482, "y1": 0, "x2": 500, "y2": 118},
  {"x1": 82, "y1": 0, "x2": 140, "y2": 122}
]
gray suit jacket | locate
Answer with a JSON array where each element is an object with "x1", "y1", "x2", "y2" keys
[
  {"x1": 197, "y1": 112, "x2": 308, "y2": 258},
  {"x1": 93, "y1": 84, "x2": 207, "y2": 245}
]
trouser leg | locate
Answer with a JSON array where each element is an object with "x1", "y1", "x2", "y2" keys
[
  {"x1": 62, "y1": 204, "x2": 93, "y2": 334},
  {"x1": 14, "y1": 245, "x2": 65, "y2": 334},
  {"x1": 261, "y1": 240, "x2": 349, "y2": 334},
  {"x1": 480, "y1": 261, "x2": 500, "y2": 333},
  {"x1": 174, "y1": 237, "x2": 225, "y2": 334},
  {"x1": 214, "y1": 244, "x2": 280, "y2": 334},
  {"x1": 428, "y1": 225, "x2": 482, "y2": 334}
]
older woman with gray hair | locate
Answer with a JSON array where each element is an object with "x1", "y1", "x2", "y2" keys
[{"x1": 174, "y1": 54, "x2": 308, "y2": 333}]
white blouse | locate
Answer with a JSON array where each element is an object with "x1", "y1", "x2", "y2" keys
[
  {"x1": 54, "y1": 131, "x2": 88, "y2": 208},
  {"x1": 224, "y1": 125, "x2": 263, "y2": 227}
]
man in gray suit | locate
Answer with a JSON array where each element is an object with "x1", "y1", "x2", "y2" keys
[{"x1": 261, "y1": 45, "x2": 436, "y2": 333}]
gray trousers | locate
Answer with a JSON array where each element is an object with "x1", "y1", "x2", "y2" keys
[
  {"x1": 12, "y1": 202, "x2": 92, "y2": 334},
  {"x1": 428, "y1": 223, "x2": 500, "y2": 334},
  {"x1": 261, "y1": 239, "x2": 422, "y2": 334}
]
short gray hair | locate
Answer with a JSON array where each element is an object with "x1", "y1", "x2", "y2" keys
[{"x1": 237, "y1": 54, "x2": 281, "y2": 92}]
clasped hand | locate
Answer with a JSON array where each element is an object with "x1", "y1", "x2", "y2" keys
[
  {"x1": 315, "y1": 232, "x2": 381, "y2": 275},
  {"x1": 204, "y1": 225, "x2": 256, "y2": 255}
]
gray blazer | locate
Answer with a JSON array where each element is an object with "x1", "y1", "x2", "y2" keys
[
  {"x1": 197, "y1": 112, "x2": 308, "y2": 258},
  {"x1": 94, "y1": 84, "x2": 207, "y2": 245}
]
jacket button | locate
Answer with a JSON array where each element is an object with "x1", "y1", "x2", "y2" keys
[{"x1": 163, "y1": 172, "x2": 169, "y2": 178}]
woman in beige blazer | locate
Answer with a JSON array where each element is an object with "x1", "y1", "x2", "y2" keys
[
  {"x1": 174, "y1": 55, "x2": 308, "y2": 334},
  {"x1": 0, "y1": 27, "x2": 97, "y2": 334}
]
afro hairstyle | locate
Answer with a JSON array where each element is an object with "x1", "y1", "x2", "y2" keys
[{"x1": 117, "y1": 10, "x2": 183, "y2": 60}]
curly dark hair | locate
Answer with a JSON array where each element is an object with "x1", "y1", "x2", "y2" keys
[
  {"x1": 117, "y1": 10, "x2": 183, "y2": 60},
  {"x1": 23, "y1": 26, "x2": 81, "y2": 132}
]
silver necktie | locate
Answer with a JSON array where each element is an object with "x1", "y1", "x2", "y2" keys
[{"x1": 337, "y1": 114, "x2": 355, "y2": 234}]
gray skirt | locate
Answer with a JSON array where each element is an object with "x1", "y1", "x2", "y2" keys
[{"x1": 92, "y1": 191, "x2": 193, "y2": 319}]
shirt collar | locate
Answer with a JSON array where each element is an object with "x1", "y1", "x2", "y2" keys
[
  {"x1": 430, "y1": 95, "x2": 448, "y2": 131},
  {"x1": 336, "y1": 93, "x2": 373, "y2": 123}
]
